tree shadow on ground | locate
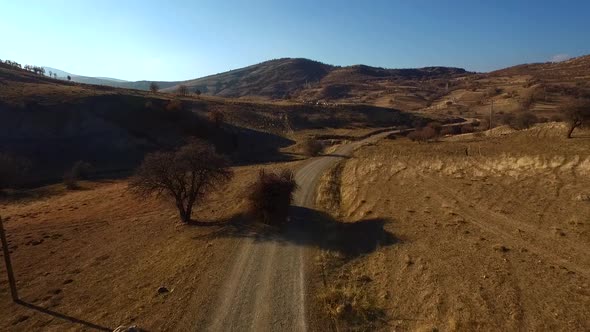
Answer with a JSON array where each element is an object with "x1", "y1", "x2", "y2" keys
[{"x1": 193, "y1": 206, "x2": 398, "y2": 258}]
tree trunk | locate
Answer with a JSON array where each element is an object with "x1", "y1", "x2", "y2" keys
[
  {"x1": 567, "y1": 122, "x2": 579, "y2": 138},
  {"x1": 176, "y1": 201, "x2": 190, "y2": 223},
  {"x1": 185, "y1": 204, "x2": 193, "y2": 223}
]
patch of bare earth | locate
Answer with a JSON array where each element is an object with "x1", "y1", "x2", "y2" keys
[{"x1": 314, "y1": 124, "x2": 590, "y2": 331}]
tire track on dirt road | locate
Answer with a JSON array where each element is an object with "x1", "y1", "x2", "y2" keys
[{"x1": 205, "y1": 128, "x2": 406, "y2": 331}]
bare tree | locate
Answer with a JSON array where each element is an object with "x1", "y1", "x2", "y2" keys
[
  {"x1": 564, "y1": 99, "x2": 590, "y2": 138},
  {"x1": 177, "y1": 85, "x2": 189, "y2": 97},
  {"x1": 149, "y1": 82, "x2": 159, "y2": 93},
  {"x1": 129, "y1": 140, "x2": 233, "y2": 223}
]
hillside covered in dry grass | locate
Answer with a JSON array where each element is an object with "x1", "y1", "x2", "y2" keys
[{"x1": 0, "y1": 63, "x2": 422, "y2": 185}]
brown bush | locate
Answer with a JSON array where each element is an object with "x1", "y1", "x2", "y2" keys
[
  {"x1": 63, "y1": 172, "x2": 79, "y2": 190},
  {"x1": 511, "y1": 112, "x2": 539, "y2": 130},
  {"x1": 302, "y1": 138, "x2": 323, "y2": 157},
  {"x1": 166, "y1": 99, "x2": 183, "y2": 112},
  {"x1": 485, "y1": 87, "x2": 502, "y2": 97},
  {"x1": 440, "y1": 126, "x2": 461, "y2": 136},
  {"x1": 427, "y1": 122, "x2": 443, "y2": 135},
  {"x1": 63, "y1": 160, "x2": 93, "y2": 190},
  {"x1": 247, "y1": 169, "x2": 298, "y2": 225},
  {"x1": 499, "y1": 111, "x2": 539, "y2": 130},
  {"x1": 129, "y1": 140, "x2": 233, "y2": 223},
  {"x1": 461, "y1": 124, "x2": 475, "y2": 134},
  {"x1": 407, "y1": 126, "x2": 437, "y2": 142}
]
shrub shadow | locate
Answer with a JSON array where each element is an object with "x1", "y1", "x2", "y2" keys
[{"x1": 194, "y1": 206, "x2": 398, "y2": 258}]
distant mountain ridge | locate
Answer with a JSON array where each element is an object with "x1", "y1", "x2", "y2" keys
[{"x1": 45, "y1": 58, "x2": 469, "y2": 99}]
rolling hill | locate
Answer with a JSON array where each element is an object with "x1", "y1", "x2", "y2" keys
[{"x1": 44, "y1": 58, "x2": 470, "y2": 101}]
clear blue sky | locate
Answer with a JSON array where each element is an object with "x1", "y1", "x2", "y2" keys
[{"x1": 2, "y1": 0, "x2": 589, "y2": 81}]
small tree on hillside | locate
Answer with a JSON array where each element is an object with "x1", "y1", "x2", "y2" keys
[
  {"x1": 129, "y1": 140, "x2": 233, "y2": 223},
  {"x1": 67, "y1": 75, "x2": 71, "y2": 81},
  {"x1": 194, "y1": 89, "x2": 202, "y2": 96},
  {"x1": 564, "y1": 99, "x2": 590, "y2": 138},
  {"x1": 177, "y1": 85, "x2": 189, "y2": 97},
  {"x1": 247, "y1": 169, "x2": 298, "y2": 225},
  {"x1": 149, "y1": 82, "x2": 159, "y2": 93}
]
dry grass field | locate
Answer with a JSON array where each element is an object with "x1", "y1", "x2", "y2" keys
[
  {"x1": 0, "y1": 162, "x2": 306, "y2": 331},
  {"x1": 314, "y1": 123, "x2": 590, "y2": 331}
]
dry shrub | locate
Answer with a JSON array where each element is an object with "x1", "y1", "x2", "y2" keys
[
  {"x1": 407, "y1": 126, "x2": 437, "y2": 142},
  {"x1": 63, "y1": 160, "x2": 93, "y2": 190},
  {"x1": 461, "y1": 124, "x2": 475, "y2": 133},
  {"x1": 247, "y1": 169, "x2": 298, "y2": 225},
  {"x1": 302, "y1": 138, "x2": 323, "y2": 157},
  {"x1": 440, "y1": 126, "x2": 460, "y2": 136},
  {"x1": 63, "y1": 172, "x2": 79, "y2": 190},
  {"x1": 166, "y1": 99, "x2": 183, "y2": 112},
  {"x1": 318, "y1": 282, "x2": 385, "y2": 331},
  {"x1": 426, "y1": 122, "x2": 443, "y2": 135},
  {"x1": 500, "y1": 111, "x2": 539, "y2": 130},
  {"x1": 485, "y1": 87, "x2": 502, "y2": 97}
]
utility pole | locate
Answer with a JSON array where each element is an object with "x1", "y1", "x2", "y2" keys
[
  {"x1": 0, "y1": 216, "x2": 18, "y2": 302},
  {"x1": 489, "y1": 100, "x2": 494, "y2": 129}
]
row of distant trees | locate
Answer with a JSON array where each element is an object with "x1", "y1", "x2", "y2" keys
[
  {"x1": 149, "y1": 82, "x2": 201, "y2": 96},
  {"x1": 1, "y1": 59, "x2": 71, "y2": 81}
]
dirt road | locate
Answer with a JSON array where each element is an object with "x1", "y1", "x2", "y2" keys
[{"x1": 205, "y1": 128, "x2": 401, "y2": 331}]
